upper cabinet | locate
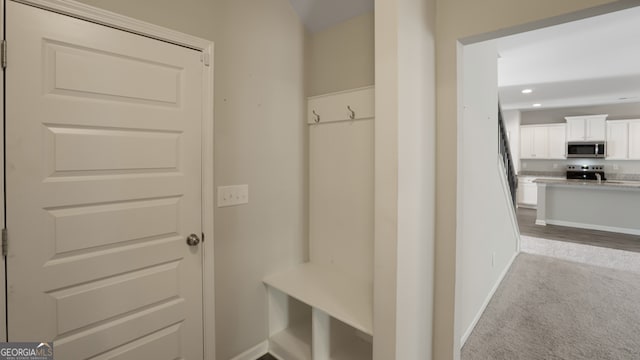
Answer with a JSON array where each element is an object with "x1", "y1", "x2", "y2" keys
[
  {"x1": 547, "y1": 124, "x2": 567, "y2": 159},
  {"x1": 565, "y1": 114, "x2": 607, "y2": 141},
  {"x1": 627, "y1": 120, "x2": 640, "y2": 160},
  {"x1": 606, "y1": 121, "x2": 629, "y2": 159},
  {"x1": 520, "y1": 124, "x2": 566, "y2": 159},
  {"x1": 605, "y1": 119, "x2": 640, "y2": 160}
]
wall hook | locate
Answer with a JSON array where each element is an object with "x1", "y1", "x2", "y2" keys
[
  {"x1": 312, "y1": 110, "x2": 320, "y2": 123},
  {"x1": 347, "y1": 105, "x2": 355, "y2": 120}
]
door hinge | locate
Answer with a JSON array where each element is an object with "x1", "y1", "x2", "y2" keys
[
  {"x1": 1, "y1": 40, "x2": 6, "y2": 69},
  {"x1": 2, "y1": 229, "x2": 7, "y2": 256},
  {"x1": 201, "y1": 52, "x2": 210, "y2": 67}
]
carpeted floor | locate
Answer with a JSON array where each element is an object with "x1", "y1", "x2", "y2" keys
[{"x1": 461, "y1": 253, "x2": 640, "y2": 360}]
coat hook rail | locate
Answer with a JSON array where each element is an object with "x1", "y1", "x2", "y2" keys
[{"x1": 347, "y1": 105, "x2": 355, "y2": 120}]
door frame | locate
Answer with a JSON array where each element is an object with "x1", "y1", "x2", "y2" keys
[
  {"x1": 0, "y1": 0, "x2": 6, "y2": 343},
  {"x1": 3, "y1": 0, "x2": 216, "y2": 358}
]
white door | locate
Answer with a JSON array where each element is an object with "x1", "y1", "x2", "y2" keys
[{"x1": 6, "y1": 2, "x2": 204, "y2": 359}]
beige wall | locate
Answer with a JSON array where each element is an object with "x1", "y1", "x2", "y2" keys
[
  {"x1": 306, "y1": 12, "x2": 374, "y2": 96},
  {"x1": 75, "y1": 1, "x2": 308, "y2": 359},
  {"x1": 374, "y1": 0, "x2": 436, "y2": 358},
  {"x1": 435, "y1": 1, "x2": 632, "y2": 359},
  {"x1": 210, "y1": 2, "x2": 306, "y2": 359},
  {"x1": 76, "y1": 0, "x2": 216, "y2": 39}
]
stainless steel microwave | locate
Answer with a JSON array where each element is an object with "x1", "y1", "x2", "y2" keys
[{"x1": 566, "y1": 141, "x2": 606, "y2": 158}]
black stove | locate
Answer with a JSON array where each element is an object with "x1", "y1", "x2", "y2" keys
[{"x1": 566, "y1": 165, "x2": 606, "y2": 181}]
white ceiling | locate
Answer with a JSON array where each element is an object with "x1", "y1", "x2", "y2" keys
[
  {"x1": 288, "y1": 0, "x2": 373, "y2": 33},
  {"x1": 497, "y1": 6, "x2": 640, "y2": 111}
]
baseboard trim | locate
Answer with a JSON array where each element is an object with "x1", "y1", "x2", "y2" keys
[
  {"x1": 229, "y1": 341, "x2": 269, "y2": 360},
  {"x1": 545, "y1": 219, "x2": 640, "y2": 236},
  {"x1": 517, "y1": 204, "x2": 536, "y2": 209},
  {"x1": 268, "y1": 350, "x2": 284, "y2": 360},
  {"x1": 535, "y1": 219, "x2": 547, "y2": 226},
  {"x1": 460, "y1": 251, "x2": 518, "y2": 347}
]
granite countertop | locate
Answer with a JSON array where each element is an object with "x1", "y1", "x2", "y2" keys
[
  {"x1": 518, "y1": 171, "x2": 565, "y2": 178},
  {"x1": 534, "y1": 178, "x2": 640, "y2": 189}
]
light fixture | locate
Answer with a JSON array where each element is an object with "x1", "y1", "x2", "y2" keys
[
  {"x1": 521, "y1": 89, "x2": 533, "y2": 94},
  {"x1": 532, "y1": 103, "x2": 542, "y2": 107}
]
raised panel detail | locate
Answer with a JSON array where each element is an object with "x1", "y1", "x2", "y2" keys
[
  {"x1": 92, "y1": 323, "x2": 182, "y2": 360},
  {"x1": 45, "y1": 126, "x2": 180, "y2": 175},
  {"x1": 53, "y1": 299, "x2": 185, "y2": 360},
  {"x1": 50, "y1": 262, "x2": 180, "y2": 334},
  {"x1": 47, "y1": 197, "x2": 180, "y2": 254},
  {"x1": 46, "y1": 41, "x2": 181, "y2": 105},
  {"x1": 44, "y1": 236, "x2": 183, "y2": 291}
]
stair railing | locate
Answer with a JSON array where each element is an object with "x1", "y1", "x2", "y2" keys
[{"x1": 498, "y1": 104, "x2": 518, "y2": 207}]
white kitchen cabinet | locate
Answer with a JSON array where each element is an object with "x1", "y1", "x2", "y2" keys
[
  {"x1": 532, "y1": 127, "x2": 548, "y2": 158},
  {"x1": 520, "y1": 126, "x2": 536, "y2": 159},
  {"x1": 547, "y1": 124, "x2": 567, "y2": 159},
  {"x1": 604, "y1": 119, "x2": 640, "y2": 160},
  {"x1": 565, "y1": 114, "x2": 607, "y2": 141},
  {"x1": 517, "y1": 176, "x2": 538, "y2": 208},
  {"x1": 628, "y1": 120, "x2": 640, "y2": 160},
  {"x1": 520, "y1": 124, "x2": 566, "y2": 159},
  {"x1": 606, "y1": 121, "x2": 629, "y2": 159}
]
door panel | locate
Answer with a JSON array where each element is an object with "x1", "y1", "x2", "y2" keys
[{"x1": 6, "y1": 2, "x2": 203, "y2": 359}]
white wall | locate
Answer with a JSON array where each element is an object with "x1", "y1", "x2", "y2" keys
[
  {"x1": 434, "y1": 1, "x2": 627, "y2": 359},
  {"x1": 458, "y1": 40, "x2": 519, "y2": 344},
  {"x1": 374, "y1": 0, "x2": 436, "y2": 358},
  {"x1": 75, "y1": 1, "x2": 308, "y2": 359}
]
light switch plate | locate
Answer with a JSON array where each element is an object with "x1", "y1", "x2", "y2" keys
[{"x1": 217, "y1": 184, "x2": 249, "y2": 207}]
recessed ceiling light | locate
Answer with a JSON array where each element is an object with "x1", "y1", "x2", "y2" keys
[
  {"x1": 532, "y1": 103, "x2": 542, "y2": 107},
  {"x1": 521, "y1": 89, "x2": 533, "y2": 94}
]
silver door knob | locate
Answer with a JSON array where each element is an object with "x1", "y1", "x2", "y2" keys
[{"x1": 186, "y1": 234, "x2": 201, "y2": 246}]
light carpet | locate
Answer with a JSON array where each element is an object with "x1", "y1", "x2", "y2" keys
[
  {"x1": 521, "y1": 235, "x2": 640, "y2": 274},
  {"x1": 461, "y1": 253, "x2": 640, "y2": 360}
]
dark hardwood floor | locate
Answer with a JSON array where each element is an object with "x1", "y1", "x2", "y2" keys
[
  {"x1": 257, "y1": 354, "x2": 278, "y2": 360},
  {"x1": 517, "y1": 207, "x2": 640, "y2": 253}
]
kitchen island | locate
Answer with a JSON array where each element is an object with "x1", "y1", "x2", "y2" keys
[{"x1": 535, "y1": 179, "x2": 640, "y2": 235}]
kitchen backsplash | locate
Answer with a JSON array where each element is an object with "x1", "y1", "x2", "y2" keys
[
  {"x1": 520, "y1": 159, "x2": 640, "y2": 179},
  {"x1": 517, "y1": 170, "x2": 564, "y2": 178}
]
